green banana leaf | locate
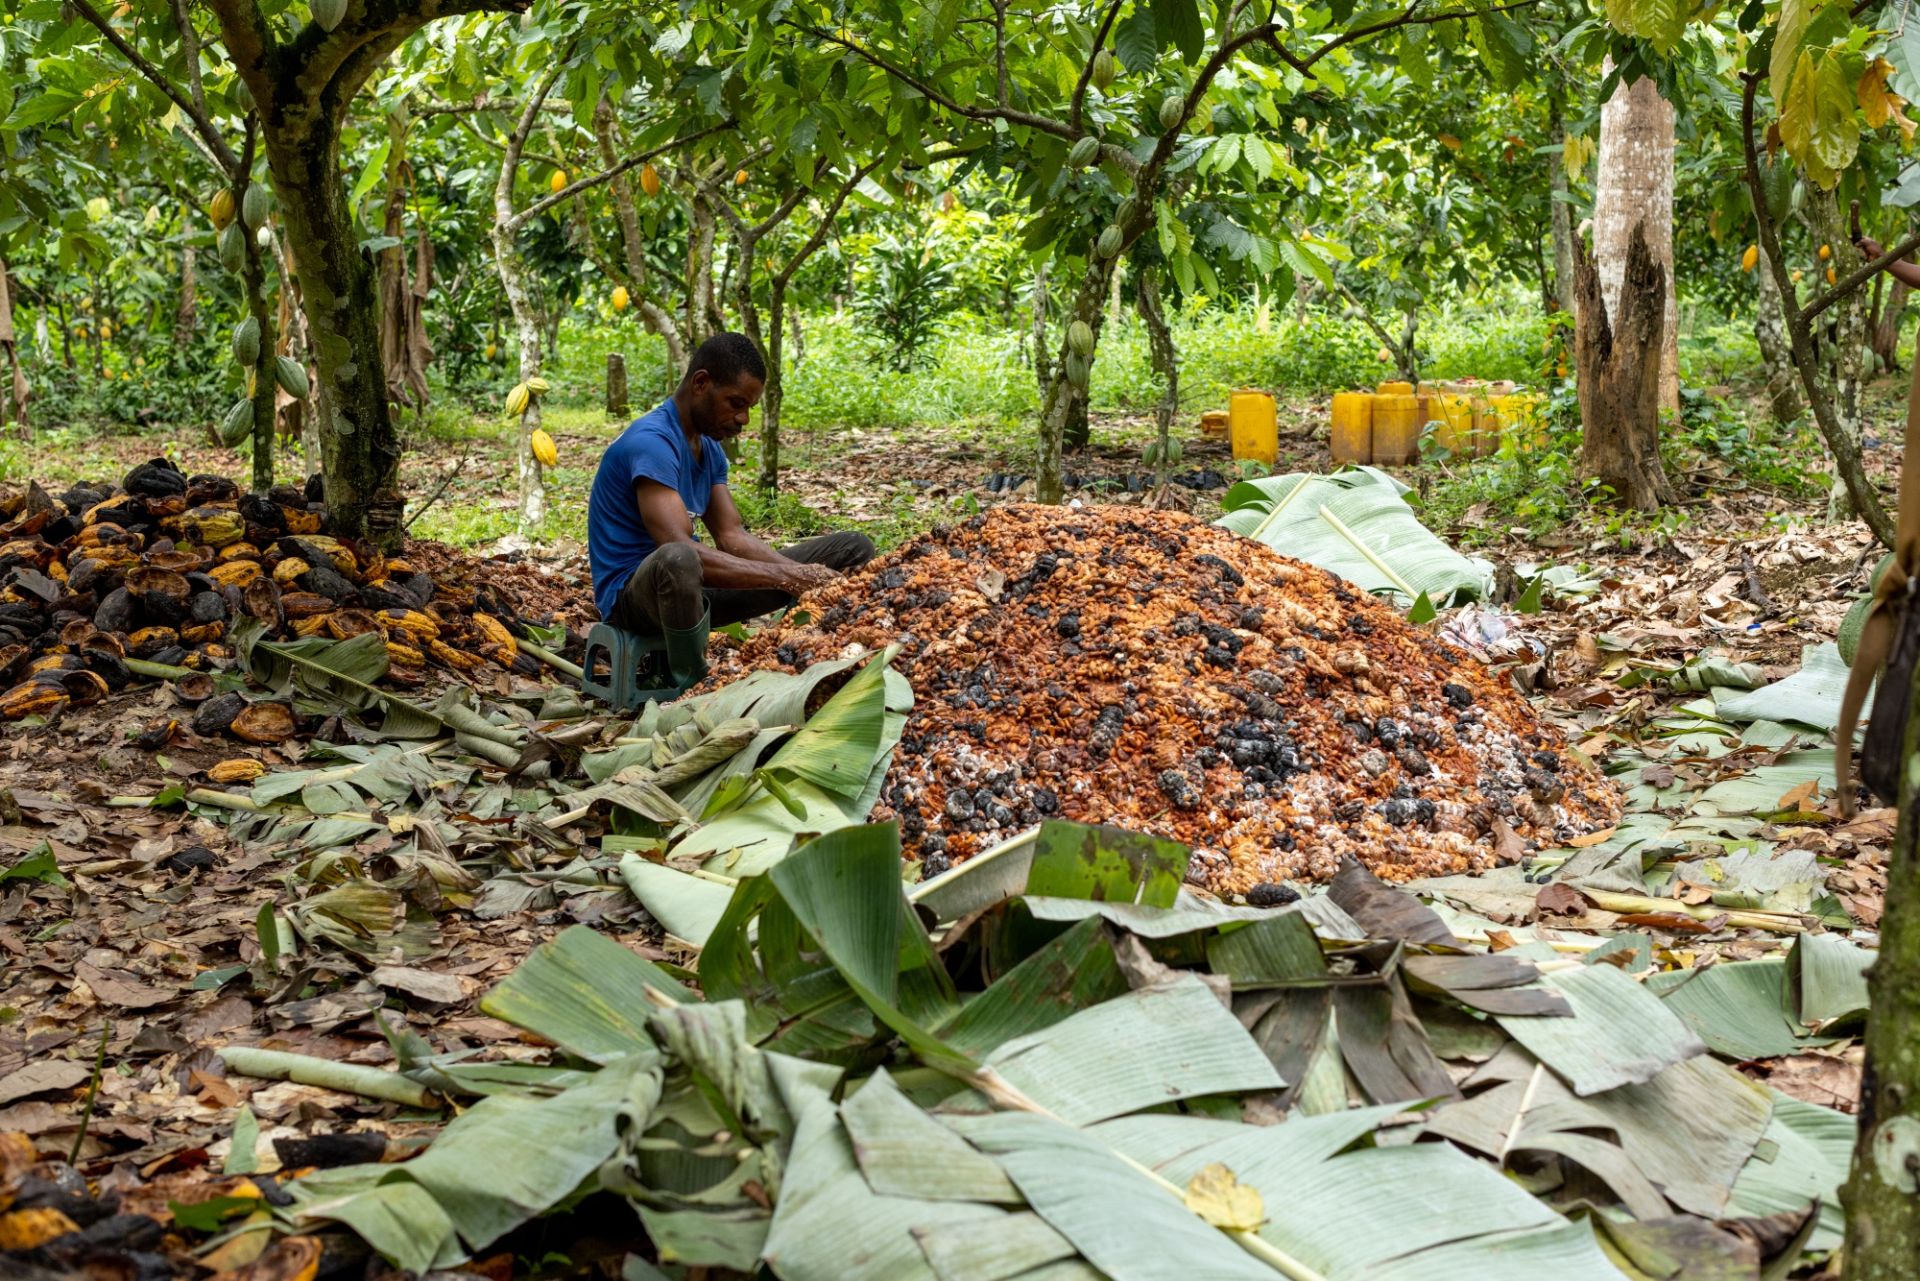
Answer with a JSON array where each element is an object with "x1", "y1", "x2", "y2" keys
[{"x1": 1216, "y1": 469, "x2": 1489, "y2": 604}]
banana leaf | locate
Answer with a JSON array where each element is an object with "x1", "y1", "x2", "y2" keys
[
  {"x1": 1714, "y1": 643, "x2": 1856, "y2": 730},
  {"x1": 232, "y1": 617, "x2": 444, "y2": 738},
  {"x1": 1216, "y1": 470, "x2": 1489, "y2": 604}
]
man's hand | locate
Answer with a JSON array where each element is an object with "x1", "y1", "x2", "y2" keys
[
  {"x1": 784, "y1": 562, "x2": 840, "y2": 593},
  {"x1": 1858, "y1": 235, "x2": 1886, "y2": 261}
]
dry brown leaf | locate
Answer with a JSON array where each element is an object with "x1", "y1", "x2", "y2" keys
[{"x1": 1565, "y1": 827, "x2": 1618, "y2": 848}]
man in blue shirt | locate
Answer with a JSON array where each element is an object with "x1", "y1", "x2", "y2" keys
[{"x1": 588, "y1": 332, "x2": 874, "y2": 686}]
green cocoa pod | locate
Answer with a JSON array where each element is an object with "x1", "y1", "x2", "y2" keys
[
  {"x1": 311, "y1": 0, "x2": 348, "y2": 31},
  {"x1": 1090, "y1": 48, "x2": 1117, "y2": 91},
  {"x1": 221, "y1": 398, "x2": 254, "y2": 447},
  {"x1": 1165, "y1": 438, "x2": 1185, "y2": 464},
  {"x1": 218, "y1": 221, "x2": 246, "y2": 272},
  {"x1": 1142, "y1": 440, "x2": 1160, "y2": 467},
  {"x1": 1068, "y1": 136, "x2": 1100, "y2": 169},
  {"x1": 1114, "y1": 196, "x2": 1138, "y2": 227},
  {"x1": 274, "y1": 355, "x2": 310, "y2": 399},
  {"x1": 1064, "y1": 352, "x2": 1091, "y2": 389},
  {"x1": 231, "y1": 316, "x2": 261, "y2": 368},
  {"x1": 1067, "y1": 319, "x2": 1095, "y2": 357},
  {"x1": 1159, "y1": 95, "x2": 1185, "y2": 132},
  {"x1": 241, "y1": 183, "x2": 270, "y2": 232},
  {"x1": 1095, "y1": 225, "x2": 1124, "y2": 258},
  {"x1": 1839, "y1": 594, "x2": 1871, "y2": 666}
]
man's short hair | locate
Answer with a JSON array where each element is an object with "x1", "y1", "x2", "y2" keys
[{"x1": 685, "y1": 332, "x2": 767, "y2": 388}]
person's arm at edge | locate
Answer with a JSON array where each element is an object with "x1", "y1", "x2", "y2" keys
[
  {"x1": 1855, "y1": 236, "x2": 1920, "y2": 289},
  {"x1": 636, "y1": 480, "x2": 832, "y2": 592}
]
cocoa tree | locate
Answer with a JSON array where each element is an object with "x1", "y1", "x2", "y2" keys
[{"x1": 780, "y1": 0, "x2": 1538, "y2": 502}]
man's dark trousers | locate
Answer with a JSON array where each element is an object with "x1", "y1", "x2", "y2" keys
[{"x1": 607, "y1": 532, "x2": 876, "y2": 633}]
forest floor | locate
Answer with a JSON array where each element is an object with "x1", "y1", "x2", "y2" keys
[{"x1": 0, "y1": 374, "x2": 1906, "y2": 1276}]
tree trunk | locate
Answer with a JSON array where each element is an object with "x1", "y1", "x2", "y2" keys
[
  {"x1": 607, "y1": 352, "x2": 629, "y2": 419},
  {"x1": 1842, "y1": 553, "x2": 1920, "y2": 1276},
  {"x1": 687, "y1": 193, "x2": 719, "y2": 349},
  {"x1": 1137, "y1": 266, "x2": 1178, "y2": 490},
  {"x1": 0, "y1": 257, "x2": 26, "y2": 438},
  {"x1": 176, "y1": 244, "x2": 199, "y2": 347},
  {"x1": 259, "y1": 120, "x2": 403, "y2": 544},
  {"x1": 1030, "y1": 263, "x2": 1051, "y2": 395},
  {"x1": 1573, "y1": 224, "x2": 1673, "y2": 510},
  {"x1": 760, "y1": 280, "x2": 788, "y2": 494},
  {"x1": 54, "y1": 291, "x2": 72, "y2": 370},
  {"x1": 1754, "y1": 242, "x2": 1805, "y2": 425},
  {"x1": 237, "y1": 176, "x2": 277, "y2": 494},
  {"x1": 491, "y1": 223, "x2": 547, "y2": 532},
  {"x1": 591, "y1": 96, "x2": 689, "y2": 373},
  {"x1": 1870, "y1": 277, "x2": 1910, "y2": 374},
  {"x1": 1549, "y1": 96, "x2": 1576, "y2": 316},
  {"x1": 1040, "y1": 257, "x2": 1117, "y2": 500},
  {"x1": 1809, "y1": 188, "x2": 1872, "y2": 519},
  {"x1": 1593, "y1": 66, "x2": 1679, "y2": 413}
]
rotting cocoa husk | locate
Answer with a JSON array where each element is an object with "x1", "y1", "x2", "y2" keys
[
  {"x1": 711, "y1": 504, "x2": 1621, "y2": 893},
  {"x1": 0, "y1": 460, "x2": 569, "y2": 724}
]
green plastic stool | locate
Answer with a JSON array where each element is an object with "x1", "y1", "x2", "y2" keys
[{"x1": 580, "y1": 623, "x2": 681, "y2": 712}]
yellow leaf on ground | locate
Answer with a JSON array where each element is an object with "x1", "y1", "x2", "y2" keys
[
  {"x1": 1565, "y1": 826, "x2": 1618, "y2": 848},
  {"x1": 1183, "y1": 1162, "x2": 1264, "y2": 1231}
]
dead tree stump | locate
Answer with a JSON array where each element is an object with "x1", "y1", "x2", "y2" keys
[
  {"x1": 607, "y1": 352, "x2": 629, "y2": 419},
  {"x1": 1574, "y1": 221, "x2": 1674, "y2": 511}
]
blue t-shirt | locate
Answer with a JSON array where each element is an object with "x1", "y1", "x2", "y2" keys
[{"x1": 588, "y1": 398, "x2": 730, "y2": 619}]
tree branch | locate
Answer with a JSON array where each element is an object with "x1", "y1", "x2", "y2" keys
[
  {"x1": 774, "y1": 159, "x2": 885, "y2": 289},
  {"x1": 71, "y1": 0, "x2": 240, "y2": 175},
  {"x1": 506, "y1": 118, "x2": 737, "y2": 232},
  {"x1": 1802, "y1": 233, "x2": 1920, "y2": 325},
  {"x1": 800, "y1": 25, "x2": 1075, "y2": 140},
  {"x1": 1739, "y1": 71, "x2": 1896, "y2": 547},
  {"x1": 1069, "y1": 0, "x2": 1126, "y2": 133}
]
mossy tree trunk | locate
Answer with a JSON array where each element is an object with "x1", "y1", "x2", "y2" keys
[
  {"x1": 1753, "y1": 242, "x2": 1804, "y2": 425},
  {"x1": 1136, "y1": 265, "x2": 1177, "y2": 492},
  {"x1": 1809, "y1": 187, "x2": 1872, "y2": 521},
  {"x1": 1843, "y1": 607, "x2": 1920, "y2": 1277},
  {"x1": 207, "y1": 0, "x2": 530, "y2": 547}
]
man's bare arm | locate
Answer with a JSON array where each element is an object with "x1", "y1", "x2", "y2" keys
[
  {"x1": 636, "y1": 481, "x2": 832, "y2": 592},
  {"x1": 1856, "y1": 236, "x2": 1920, "y2": 289},
  {"x1": 702, "y1": 485, "x2": 789, "y2": 565}
]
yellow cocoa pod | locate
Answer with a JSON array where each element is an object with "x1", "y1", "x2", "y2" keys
[
  {"x1": 1819, "y1": 243, "x2": 1832, "y2": 260},
  {"x1": 531, "y1": 429, "x2": 558, "y2": 468},
  {"x1": 505, "y1": 383, "x2": 531, "y2": 417},
  {"x1": 378, "y1": 609, "x2": 440, "y2": 642},
  {"x1": 209, "y1": 189, "x2": 236, "y2": 229},
  {"x1": 428, "y1": 638, "x2": 484, "y2": 670},
  {"x1": 473, "y1": 613, "x2": 517, "y2": 656},
  {"x1": 185, "y1": 509, "x2": 245, "y2": 548},
  {"x1": 735, "y1": 168, "x2": 749, "y2": 186},
  {"x1": 209, "y1": 561, "x2": 263, "y2": 588},
  {"x1": 209, "y1": 758, "x2": 267, "y2": 783},
  {"x1": 1826, "y1": 266, "x2": 1837, "y2": 284},
  {"x1": 386, "y1": 641, "x2": 426, "y2": 667},
  {"x1": 611, "y1": 286, "x2": 630, "y2": 312},
  {"x1": 1741, "y1": 244, "x2": 1758, "y2": 272},
  {"x1": 550, "y1": 169, "x2": 568, "y2": 193},
  {"x1": 291, "y1": 615, "x2": 332, "y2": 637},
  {"x1": 1, "y1": 681, "x2": 69, "y2": 720},
  {"x1": 640, "y1": 163, "x2": 661, "y2": 197},
  {"x1": 273, "y1": 557, "x2": 311, "y2": 585},
  {"x1": 0, "y1": 1206, "x2": 82, "y2": 1250}
]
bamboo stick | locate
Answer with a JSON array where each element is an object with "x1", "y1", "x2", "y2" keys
[{"x1": 520, "y1": 638, "x2": 584, "y2": 681}]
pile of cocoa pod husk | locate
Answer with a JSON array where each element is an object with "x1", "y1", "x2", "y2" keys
[{"x1": 0, "y1": 458, "x2": 549, "y2": 728}]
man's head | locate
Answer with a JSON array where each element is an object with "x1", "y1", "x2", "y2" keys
[{"x1": 678, "y1": 332, "x2": 766, "y2": 442}]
